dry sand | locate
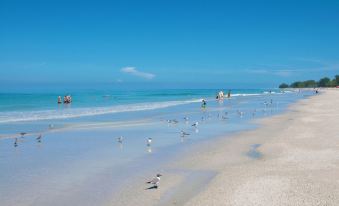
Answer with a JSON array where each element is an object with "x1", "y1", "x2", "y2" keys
[{"x1": 110, "y1": 89, "x2": 339, "y2": 206}]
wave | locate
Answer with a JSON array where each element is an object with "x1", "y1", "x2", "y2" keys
[{"x1": 0, "y1": 99, "x2": 202, "y2": 123}]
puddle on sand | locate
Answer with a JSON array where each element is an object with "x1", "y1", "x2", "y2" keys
[{"x1": 247, "y1": 144, "x2": 262, "y2": 159}]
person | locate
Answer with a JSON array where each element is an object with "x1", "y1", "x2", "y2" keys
[
  {"x1": 57, "y1": 96, "x2": 62, "y2": 104},
  {"x1": 201, "y1": 99, "x2": 207, "y2": 108},
  {"x1": 68, "y1": 95, "x2": 72, "y2": 103},
  {"x1": 218, "y1": 90, "x2": 224, "y2": 99},
  {"x1": 227, "y1": 90, "x2": 231, "y2": 98},
  {"x1": 63, "y1": 96, "x2": 67, "y2": 103}
]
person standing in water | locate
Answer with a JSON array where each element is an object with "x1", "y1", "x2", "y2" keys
[
  {"x1": 227, "y1": 90, "x2": 231, "y2": 98},
  {"x1": 57, "y1": 96, "x2": 62, "y2": 104},
  {"x1": 201, "y1": 99, "x2": 207, "y2": 108}
]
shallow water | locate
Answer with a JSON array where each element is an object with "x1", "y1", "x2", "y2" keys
[{"x1": 0, "y1": 89, "x2": 313, "y2": 205}]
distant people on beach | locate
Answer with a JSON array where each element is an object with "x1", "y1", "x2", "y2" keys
[
  {"x1": 227, "y1": 90, "x2": 231, "y2": 98},
  {"x1": 201, "y1": 99, "x2": 207, "y2": 108},
  {"x1": 57, "y1": 96, "x2": 62, "y2": 104},
  {"x1": 58, "y1": 95, "x2": 72, "y2": 104},
  {"x1": 216, "y1": 90, "x2": 224, "y2": 100}
]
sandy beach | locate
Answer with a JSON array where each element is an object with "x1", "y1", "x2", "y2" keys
[{"x1": 112, "y1": 89, "x2": 339, "y2": 206}]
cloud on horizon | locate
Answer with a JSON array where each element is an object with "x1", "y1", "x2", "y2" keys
[{"x1": 120, "y1": 67, "x2": 155, "y2": 80}]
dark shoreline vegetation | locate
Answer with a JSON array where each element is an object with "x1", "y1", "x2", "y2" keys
[{"x1": 279, "y1": 75, "x2": 339, "y2": 88}]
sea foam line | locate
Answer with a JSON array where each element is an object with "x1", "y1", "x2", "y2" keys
[{"x1": 0, "y1": 99, "x2": 202, "y2": 123}]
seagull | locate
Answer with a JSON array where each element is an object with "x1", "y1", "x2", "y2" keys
[
  {"x1": 192, "y1": 122, "x2": 199, "y2": 127},
  {"x1": 237, "y1": 110, "x2": 244, "y2": 117},
  {"x1": 181, "y1": 130, "x2": 190, "y2": 137},
  {"x1": 183, "y1": 116, "x2": 189, "y2": 121},
  {"x1": 36, "y1": 134, "x2": 42, "y2": 143},
  {"x1": 146, "y1": 174, "x2": 162, "y2": 189},
  {"x1": 117, "y1": 136, "x2": 123, "y2": 143},
  {"x1": 147, "y1": 138, "x2": 152, "y2": 146},
  {"x1": 20, "y1": 132, "x2": 26, "y2": 138},
  {"x1": 167, "y1": 119, "x2": 178, "y2": 124}
]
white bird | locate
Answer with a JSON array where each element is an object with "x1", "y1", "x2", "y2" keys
[
  {"x1": 184, "y1": 116, "x2": 189, "y2": 121},
  {"x1": 192, "y1": 122, "x2": 199, "y2": 127},
  {"x1": 146, "y1": 174, "x2": 162, "y2": 189},
  {"x1": 147, "y1": 137, "x2": 152, "y2": 146}
]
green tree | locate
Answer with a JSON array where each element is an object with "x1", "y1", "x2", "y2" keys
[
  {"x1": 334, "y1": 75, "x2": 339, "y2": 86},
  {"x1": 279, "y1": 83, "x2": 289, "y2": 88},
  {"x1": 318, "y1": 77, "x2": 331, "y2": 87},
  {"x1": 290, "y1": 81, "x2": 305, "y2": 88},
  {"x1": 303, "y1": 80, "x2": 317, "y2": 88}
]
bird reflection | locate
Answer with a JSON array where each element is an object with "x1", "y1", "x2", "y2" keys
[
  {"x1": 14, "y1": 138, "x2": 18, "y2": 147},
  {"x1": 147, "y1": 145, "x2": 152, "y2": 153},
  {"x1": 117, "y1": 136, "x2": 123, "y2": 150}
]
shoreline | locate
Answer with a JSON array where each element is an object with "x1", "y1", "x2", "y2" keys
[{"x1": 111, "y1": 89, "x2": 339, "y2": 205}]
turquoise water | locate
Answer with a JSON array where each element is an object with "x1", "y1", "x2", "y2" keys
[
  {"x1": 0, "y1": 89, "x2": 277, "y2": 122},
  {"x1": 0, "y1": 88, "x2": 314, "y2": 205}
]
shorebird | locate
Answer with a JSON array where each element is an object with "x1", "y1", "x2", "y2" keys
[
  {"x1": 181, "y1": 130, "x2": 190, "y2": 137},
  {"x1": 167, "y1": 119, "x2": 178, "y2": 124},
  {"x1": 147, "y1": 138, "x2": 152, "y2": 146},
  {"x1": 117, "y1": 136, "x2": 123, "y2": 143},
  {"x1": 20, "y1": 132, "x2": 26, "y2": 138},
  {"x1": 192, "y1": 122, "x2": 199, "y2": 127},
  {"x1": 183, "y1": 116, "x2": 189, "y2": 121},
  {"x1": 146, "y1": 174, "x2": 162, "y2": 189},
  {"x1": 237, "y1": 110, "x2": 244, "y2": 117},
  {"x1": 36, "y1": 134, "x2": 42, "y2": 143}
]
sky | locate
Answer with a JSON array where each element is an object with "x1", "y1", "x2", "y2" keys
[{"x1": 1, "y1": 0, "x2": 339, "y2": 89}]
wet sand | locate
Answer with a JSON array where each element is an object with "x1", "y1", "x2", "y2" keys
[{"x1": 112, "y1": 89, "x2": 339, "y2": 205}]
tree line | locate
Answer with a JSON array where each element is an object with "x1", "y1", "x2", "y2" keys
[{"x1": 279, "y1": 75, "x2": 339, "y2": 88}]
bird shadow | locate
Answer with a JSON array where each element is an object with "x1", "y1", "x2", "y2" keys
[{"x1": 145, "y1": 185, "x2": 158, "y2": 190}]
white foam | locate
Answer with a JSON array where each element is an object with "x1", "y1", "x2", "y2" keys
[{"x1": 0, "y1": 99, "x2": 202, "y2": 123}]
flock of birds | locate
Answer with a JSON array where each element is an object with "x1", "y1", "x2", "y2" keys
[
  {"x1": 112, "y1": 99, "x2": 276, "y2": 189},
  {"x1": 13, "y1": 133, "x2": 43, "y2": 148},
  {"x1": 9, "y1": 98, "x2": 276, "y2": 189}
]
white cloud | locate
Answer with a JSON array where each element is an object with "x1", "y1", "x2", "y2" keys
[{"x1": 120, "y1": 67, "x2": 155, "y2": 80}]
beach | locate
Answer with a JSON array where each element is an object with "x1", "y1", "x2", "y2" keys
[
  {"x1": 110, "y1": 89, "x2": 339, "y2": 206},
  {"x1": 1, "y1": 89, "x2": 337, "y2": 206}
]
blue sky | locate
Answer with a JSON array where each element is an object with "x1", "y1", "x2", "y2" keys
[{"x1": 1, "y1": 0, "x2": 339, "y2": 89}]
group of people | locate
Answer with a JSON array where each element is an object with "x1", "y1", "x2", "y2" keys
[
  {"x1": 216, "y1": 90, "x2": 231, "y2": 100},
  {"x1": 57, "y1": 95, "x2": 72, "y2": 104},
  {"x1": 201, "y1": 90, "x2": 232, "y2": 109}
]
